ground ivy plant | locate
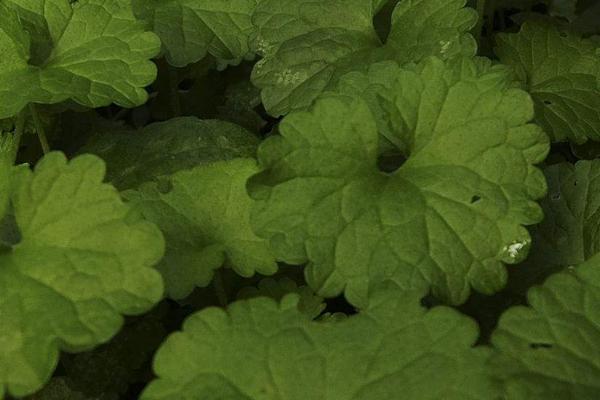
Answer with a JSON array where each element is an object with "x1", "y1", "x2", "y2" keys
[{"x1": 0, "y1": 0, "x2": 599, "y2": 399}]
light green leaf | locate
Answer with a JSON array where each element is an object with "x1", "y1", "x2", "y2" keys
[
  {"x1": 251, "y1": 0, "x2": 477, "y2": 116},
  {"x1": 248, "y1": 57, "x2": 549, "y2": 306},
  {"x1": 124, "y1": 158, "x2": 277, "y2": 300},
  {"x1": 81, "y1": 117, "x2": 259, "y2": 190},
  {"x1": 141, "y1": 284, "x2": 496, "y2": 400},
  {"x1": 491, "y1": 253, "x2": 600, "y2": 399},
  {"x1": 132, "y1": 0, "x2": 258, "y2": 68},
  {"x1": 0, "y1": 152, "x2": 164, "y2": 398},
  {"x1": 495, "y1": 21, "x2": 600, "y2": 143},
  {"x1": 0, "y1": 0, "x2": 160, "y2": 119},
  {"x1": 509, "y1": 160, "x2": 600, "y2": 293}
]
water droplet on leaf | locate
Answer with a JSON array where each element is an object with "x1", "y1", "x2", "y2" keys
[{"x1": 501, "y1": 239, "x2": 530, "y2": 263}]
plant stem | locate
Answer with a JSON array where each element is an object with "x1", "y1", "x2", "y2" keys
[
  {"x1": 11, "y1": 110, "x2": 26, "y2": 163},
  {"x1": 28, "y1": 104, "x2": 50, "y2": 154},
  {"x1": 213, "y1": 269, "x2": 228, "y2": 307}
]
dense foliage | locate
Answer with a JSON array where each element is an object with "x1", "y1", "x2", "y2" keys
[{"x1": 1, "y1": 0, "x2": 599, "y2": 399}]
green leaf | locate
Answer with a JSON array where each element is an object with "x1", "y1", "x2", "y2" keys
[
  {"x1": 248, "y1": 57, "x2": 549, "y2": 306},
  {"x1": 508, "y1": 160, "x2": 600, "y2": 293},
  {"x1": 0, "y1": 152, "x2": 164, "y2": 398},
  {"x1": 491, "y1": 253, "x2": 600, "y2": 399},
  {"x1": 0, "y1": 0, "x2": 161, "y2": 119},
  {"x1": 132, "y1": 0, "x2": 258, "y2": 68},
  {"x1": 251, "y1": 0, "x2": 477, "y2": 116},
  {"x1": 124, "y1": 158, "x2": 277, "y2": 300},
  {"x1": 141, "y1": 284, "x2": 496, "y2": 400},
  {"x1": 81, "y1": 117, "x2": 259, "y2": 190},
  {"x1": 495, "y1": 21, "x2": 600, "y2": 143},
  {"x1": 237, "y1": 276, "x2": 326, "y2": 319}
]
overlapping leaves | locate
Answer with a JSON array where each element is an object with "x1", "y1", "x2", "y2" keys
[
  {"x1": 132, "y1": 0, "x2": 479, "y2": 116},
  {"x1": 252, "y1": 0, "x2": 478, "y2": 115},
  {"x1": 3, "y1": 0, "x2": 600, "y2": 399},
  {"x1": 82, "y1": 117, "x2": 277, "y2": 299}
]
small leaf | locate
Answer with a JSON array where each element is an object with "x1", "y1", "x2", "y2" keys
[{"x1": 0, "y1": 0, "x2": 161, "y2": 119}]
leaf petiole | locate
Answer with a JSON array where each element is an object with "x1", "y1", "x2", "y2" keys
[
  {"x1": 11, "y1": 109, "x2": 26, "y2": 163},
  {"x1": 28, "y1": 104, "x2": 50, "y2": 154},
  {"x1": 475, "y1": 0, "x2": 487, "y2": 44},
  {"x1": 212, "y1": 269, "x2": 228, "y2": 307}
]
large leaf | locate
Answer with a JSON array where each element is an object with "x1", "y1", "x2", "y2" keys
[
  {"x1": 124, "y1": 158, "x2": 277, "y2": 300},
  {"x1": 495, "y1": 21, "x2": 600, "y2": 143},
  {"x1": 0, "y1": 153, "x2": 164, "y2": 398},
  {"x1": 248, "y1": 57, "x2": 549, "y2": 306},
  {"x1": 141, "y1": 284, "x2": 496, "y2": 400},
  {"x1": 251, "y1": 0, "x2": 478, "y2": 116},
  {"x1": 0, "y1": 0, "x2": 160, "y2": 119}
]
